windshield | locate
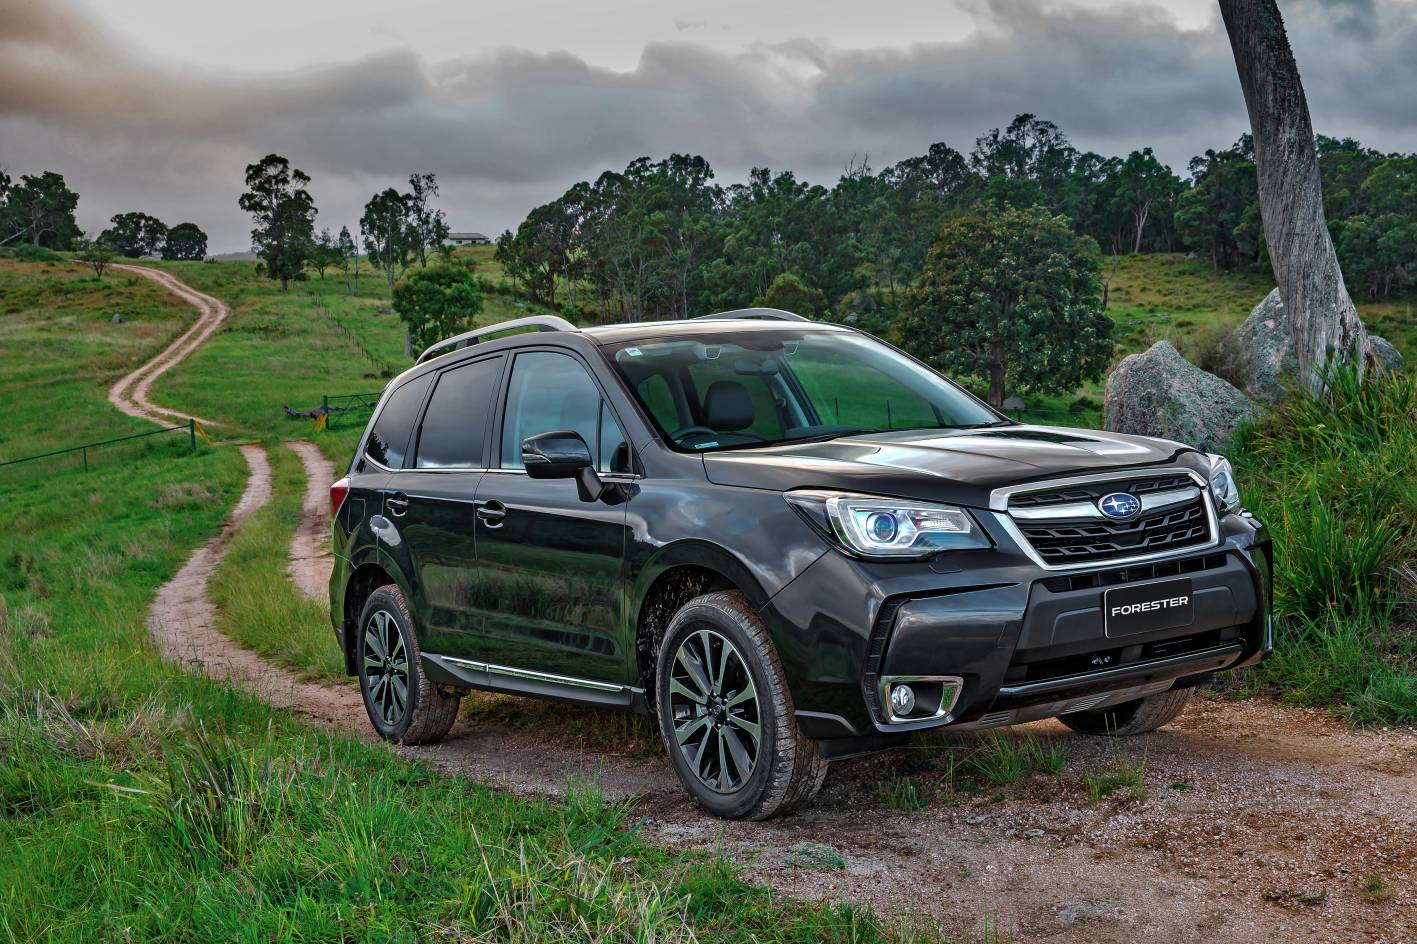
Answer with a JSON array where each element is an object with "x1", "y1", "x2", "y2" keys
[{"x1": 604, "y1": 328, "x2": 1005, "y2": 452}]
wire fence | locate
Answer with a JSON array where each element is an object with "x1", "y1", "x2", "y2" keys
[
  {"x1": 305, "y1": 290, "x2": 401, "y2": 378},
  {"x1": 0, "y1": 420, "x2": 201, "y2": 482}
]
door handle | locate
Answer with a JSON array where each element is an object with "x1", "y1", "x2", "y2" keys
[
  {"x1": 475, "y1": 499, "x2": 507, "y2": 528},
  {"x1": 385, "y1": 492, "x2": 409, "y2": 516}
]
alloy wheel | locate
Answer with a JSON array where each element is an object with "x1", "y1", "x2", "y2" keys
[
  {"x1": 363, "y1": 609, "x2": 409, "y2": 726},
  {"x1": 667, "y1": 628, "x2": 762, "y2": 793}
]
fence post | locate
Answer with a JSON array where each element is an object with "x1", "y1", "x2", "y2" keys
[
  {"x1": 82, "y1": 446, "x2": 88, "y2": 473},
  {"x1": 189, "y1": 418, "x2": 196, "y2": 453}
]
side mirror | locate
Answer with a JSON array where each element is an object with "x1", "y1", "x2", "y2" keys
[{"x1": 522, "y1": 430, "x2": 605, "y2": 502}]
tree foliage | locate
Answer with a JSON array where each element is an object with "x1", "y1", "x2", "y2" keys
[
  {"x1": 898, "y1": 206, "x2": 1114, "y2": 408},
  {"x1": 73, "y1": 236, "x2": 116, "y2": 278},
  {"x1": 162, "y1": 222, "x2": 208, "y2": 261},
  {"x1": 392, "y1": 262, "x2": 484, "y2": 356},
  {"x1": 101, "y1": 212, "x2": 168, "y2": 258},
  {"x1": 238, "y1": 154, "x2": 317, "y2": 290},
  {"x1": 362, "y1": 189, "x2": 416, "y2": 290},
  {"x1": 2, "y1": 171, "x2": 81, "y2": 249}
]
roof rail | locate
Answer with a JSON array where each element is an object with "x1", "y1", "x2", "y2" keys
[
  {"x1": 416, "y1": 315, "x2": 578, "y2": 365},
  {"x1": 690, "y1": 307, "x2": 810, "y2": 323}
]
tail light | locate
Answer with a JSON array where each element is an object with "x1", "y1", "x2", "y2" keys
[{"x1": 330, "y1": 477, "x2": 351, "y2": 519}]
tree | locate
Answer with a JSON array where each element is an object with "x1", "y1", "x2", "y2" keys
[
  {"x1": 309, "y1": 227, "x2": 339, "y2": 279},
  {"x1": 5, "y1": 172, "x2": 81, "y2": 249},
  {"x1": 755, "y1": 272, "x2": 827, "y2": 318},
  {"x1": 392, "y1": 262, "x2": 484, "y2": 357},
  {"x1": 162, "y1": 222, "x2": 208, "y2": 261},
  {"x1": 1218, "y1": 0, "x2": 1370, "y2": 390},
  {"x1": 406, "y1": 173, "x2": 450, "y2": 267},
  {"x1": 101, "y1": 212, "x2": 168, "y2": 258},
  {"x1": 1109, "y1": 149, "x2": 1183, "y2": 254},
  {"x1": 898, "y1": 206, "x2": 1114, "y2": 408},
  {"x1": 1174, "y1": 143, "x2": 1258, "y2": 270},
  {"x1": 74, "y1": 236, "x2": 115, "y2": 278},
  {"x1": 361, "y1": 189, "x2": 415, "y2": 291},
  {"x1": 337, "y1": 225, "x2": 361, "y2": 295},
  {"x1": 238, "y1": 154, "x2": 317, "y2": 291}
]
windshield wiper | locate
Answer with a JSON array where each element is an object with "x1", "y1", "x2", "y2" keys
[{"x1": 937, "y1": 420, "x2": 1014, "y2": 430}]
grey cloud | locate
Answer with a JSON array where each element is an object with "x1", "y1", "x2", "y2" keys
[{"x1": 2, "y1": 0, "x2": 1414, "y2": 252}]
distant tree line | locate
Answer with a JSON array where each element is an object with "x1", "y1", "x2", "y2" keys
[{"x1": 494, "y1": 114, "x2": 1417, "y2": 329}]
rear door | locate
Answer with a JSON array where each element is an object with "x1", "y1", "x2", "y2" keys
[
  {"x1": 390, "y1": 354, "x2": 506, "y2": 659},
  {"x1": 471, "y1": 348, "x2": 634, "y2": 683}
]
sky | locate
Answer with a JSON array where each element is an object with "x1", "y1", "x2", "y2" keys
[{"x1": 2, "y1": 0, "x2": 1415, "y2": 254}]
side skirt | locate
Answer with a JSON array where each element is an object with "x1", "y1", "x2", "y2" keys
[{"x1": 422, "y1": 653, "x2": 648, "y2": 711}]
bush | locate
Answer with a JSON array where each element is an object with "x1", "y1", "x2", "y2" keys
[
  {"x1": 1233, "y1": 363, "x2": 1417, "y2": 723},
  {"x1": 14, "y1": 244, "x2": 62, "y2": 263}
]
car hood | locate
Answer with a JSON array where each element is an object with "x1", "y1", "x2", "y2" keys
[{"x1": 701, "y1": 425, "x2": 1197, "y2": 508}]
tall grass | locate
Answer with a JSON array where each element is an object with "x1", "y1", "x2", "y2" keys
[{"x1": 1232, "y1": 363, "x2": 1417, "y2": 724}]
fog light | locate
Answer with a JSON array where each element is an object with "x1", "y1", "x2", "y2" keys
[{"x1": 889, "y1": 683, "x2": 916, "y2": 717}]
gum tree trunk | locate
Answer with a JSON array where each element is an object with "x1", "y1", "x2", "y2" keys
[{"x1": 1218, "y1": 0, "x2": 1370, "y2": 392}]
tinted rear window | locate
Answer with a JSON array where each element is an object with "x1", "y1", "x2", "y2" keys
[
  {"x1": 414, "y1": 356, "x2": 504, "y2": 469},
  {"x1": 364, "y1": 373, "x2": 432, "y2": 469}
]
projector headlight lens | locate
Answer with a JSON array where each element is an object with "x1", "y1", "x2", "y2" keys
[{"x1": 785, "y1": 491, "x2": 991, "y2": 559}]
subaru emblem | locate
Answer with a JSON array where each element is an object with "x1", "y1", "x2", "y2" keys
[{"x1": 1098, "y1": 492, "x2": 1141, "y2": 520}]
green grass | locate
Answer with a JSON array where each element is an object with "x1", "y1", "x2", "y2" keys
[
  {"x1": 207, "y1": 445, "x2": 344, "y2": 681},
  {"x1": 0, "y1": 257, "x2": 195, "y2": 462},
  {"x1": 1084, "y1": 758, "x2": 1148, "y2": 803},
  {"x1": 1233, "y1": 364, "x2": 1417, "y2": 724}
]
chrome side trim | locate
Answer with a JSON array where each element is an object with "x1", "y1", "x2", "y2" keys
[
  {"x1": 1008, "y1": 486, "x2": 1200, "y2": 522},
  {"x1": 991, "y1": 468, "x2": 1220, "y2": 572},
  {"x1": 441, "y1": 655, "x2": 631, "y2": 694}
]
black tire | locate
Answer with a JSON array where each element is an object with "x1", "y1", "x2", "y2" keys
[
  {"x1": 655, "y1": 590, "x2": 828, "y2": 820},
  {"x1": 1058, "y1": 688, "x2": 1193, "y2": 737},
  {"x1": 355, "y1": 584, "x2": 460, "y2": 745}
]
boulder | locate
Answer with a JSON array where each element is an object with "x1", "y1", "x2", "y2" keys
[
  {"x1": 1217, "y1": 288, "x2": 1406, "y2": 403},
  {"x1": 111, "y1": 312, "x2": 123, "y2": 324},
  {"x1": 1105, "y1": 341, "x2": 1260, "y2": 452},
  {"x1": 1371, "y1": 335, "x2": 1406, "y2": 374}
]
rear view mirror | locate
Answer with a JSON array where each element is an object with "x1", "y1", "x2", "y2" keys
[
  {"x1": 522, "y1": 430, "x2": 607, "y2": 503},
  {"x1": 522, "y1": 430, "x2": 592, "y2": 478}
]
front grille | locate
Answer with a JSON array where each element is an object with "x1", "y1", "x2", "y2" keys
[
  {"x1": 1009, "y1": 473, "x2": 1214, "y2": 566},
  {"x1": 1039, "y1": 553, "x2": 1229, "y2": 594}
]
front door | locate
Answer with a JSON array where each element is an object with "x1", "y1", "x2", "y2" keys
[{"x1": 471, "y1": 349, "x2": 633, "y2": 683}]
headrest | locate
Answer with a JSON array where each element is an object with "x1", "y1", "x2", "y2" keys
[{"x1": 703, "y1": 381, "x2": 755, "y2": 432}]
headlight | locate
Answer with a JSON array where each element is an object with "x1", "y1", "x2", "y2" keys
[
  {"x1": 785, "y1": 490, "x2": 991, "y2": 559},
  {"x1": 1206, "y1": 454, "x2": 1242, "y2": 515}
]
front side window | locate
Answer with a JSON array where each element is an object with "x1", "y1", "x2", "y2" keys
[
  {"x1": 607, "y1": 329, "x2": 1001, "y2": 452},
  {"x1": 414, "y1": 356, "x2": 504, "y2": 469},
  {"x1": 364, "y1": 373, "x2": 432, "y2": 469},
  {"x1": 500, "y1": 351, "x2": 627, "y2": 473}
]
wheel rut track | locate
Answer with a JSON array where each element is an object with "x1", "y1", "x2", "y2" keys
[{"x1": 131, "y1": 268, "x2": 1417, "y2": 942}]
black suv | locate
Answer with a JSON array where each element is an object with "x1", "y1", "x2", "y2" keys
[{"x1": 329, "y1": 309, "x2": 1271, "y2": 819}]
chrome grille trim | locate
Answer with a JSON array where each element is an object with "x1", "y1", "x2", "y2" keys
[{"x1": 991, "y1": 468, "x2": 1220, "y2": 572}]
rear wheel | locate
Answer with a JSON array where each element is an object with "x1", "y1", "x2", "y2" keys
[
  {"x1": 1058, "y1": 688, "x2": 1193, "y2": 737},
  {"x1": 356, "y1": 585, "x2": 460, "y2": 745},
  {"x1": 656, "y1": 591, "x2": 827, "y2": 820}
]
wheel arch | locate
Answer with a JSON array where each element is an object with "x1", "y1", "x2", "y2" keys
[
  {"x1": 340, "y1": 549, "x2": 412, "y2": 676},
  {"x1": 630, "y1": 541, "x2": 772, "y2": 703}
]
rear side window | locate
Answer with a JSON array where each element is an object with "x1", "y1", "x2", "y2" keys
[
  {"x1": 414, "y1": 356, "x2": 504, "y2": 469},
  {"x1": 364, "y1": 373, "x2": 432, "y2": 469}
]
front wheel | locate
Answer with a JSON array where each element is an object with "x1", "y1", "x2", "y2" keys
[
  {"x1": 356, "y1": 585, "x2": 461, "y2": 745},
  {"x1": 655, "y1": 591, "x2": 827, "y2": 820},
  {"x1": 1058, "y1": 687, "x2": 1193, "y2": 736}
]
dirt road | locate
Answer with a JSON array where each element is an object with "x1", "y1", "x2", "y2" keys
[
  {"x1": 133, "y1": 268, "x2": 1416, "y2": 942},
  {"x1": 107, "y1": 263, "x2": 228, "y2": 427}
]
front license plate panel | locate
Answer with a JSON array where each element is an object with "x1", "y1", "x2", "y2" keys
[{"x1": 1104, "y1": 578, "x2": 1193, "y2": 637}]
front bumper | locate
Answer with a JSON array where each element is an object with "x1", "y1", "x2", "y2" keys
[{"x1": 764, "y1": 507, "x2": 1272, "y2": 741}]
